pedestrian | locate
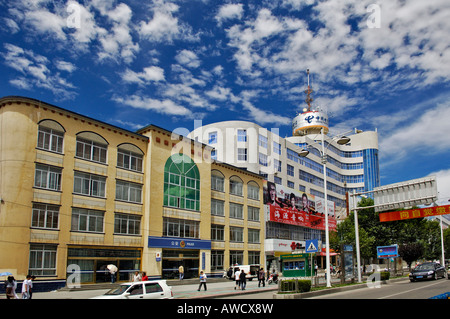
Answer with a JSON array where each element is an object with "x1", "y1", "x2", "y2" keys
[
  {"x1": 110, "y1": 268, "x2": 117, "y2": 284},
  {"x1": 21, "y1": 275, "x2": 31, "y2": 299},
  {"x1": 258, "y1": 268, "x2": 265, "y2": 287},
  {"x1": 239, "y1": 269, "x2": 247, "y2": 290},
  {"x1": 133, "y1": 271, "x2": 141, "y2": 282},
  {"x1": 234, "y1": 268, "x2": 240, "y2": 290},
  {"x1": 197, "y1": 271, "x2": 207, "y2": 291},
  {"x1": 141, "y1": 271, "x2": 148, "y2": 281},
  {"x1": 5, "y1": 276, "x2": 17, "y2": 299},
  {"x1": 179, "y1": 265, "x2": 184, "y2": 280},
  {"x1": 29, "y1": 276, "x2": 36, "y2": 299}
]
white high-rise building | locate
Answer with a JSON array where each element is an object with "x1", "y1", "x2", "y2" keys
[{"x1": 188, "y1": 71, "x2": 380, "y2": 270}]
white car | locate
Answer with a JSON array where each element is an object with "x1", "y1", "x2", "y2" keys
[{"x1": 91, "y1": 280, "x2": 173, "y2": 299}]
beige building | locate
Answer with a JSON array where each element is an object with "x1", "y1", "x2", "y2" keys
[{"x1": 0, "y1": 96, "x2": 264, "y2": 286}]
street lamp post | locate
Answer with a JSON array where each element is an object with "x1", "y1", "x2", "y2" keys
[{"x1": 299, "y1": 127, "x2": 350, "y2": 288}]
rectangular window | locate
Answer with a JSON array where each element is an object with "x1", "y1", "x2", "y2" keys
[
  {"x1": 76, "y1": 137, "x2": 107, "y2": 164},
  {"x1": 230, "y1": 202, "x2": 243, "y2": 219},
  {"x1": 258, "y1": 134, "x2": 267, "y2": 148},
  {"x1": 274, "y1": 159, "x2": 282, "y2": 172},
  {"x1": 208, "y1": 132, "x2": 217, "y2": 144},
  {"x1": 237, "y1": 148, "x2": 247, "y2": 161},
  {"x1": 117, "y1": 149, "x2": 143, "y2": 172},
  {"x1": 287, "y1": 164, "x2": 294, "y2": 177},
  {"x1": 273, "y1": 141, "x2": 281, "y2": 155},
  {"x1": 29, "y1": 244, "x2": 57, "y2": 276},
  {"x1": 115, "y1": 180, "x2": 142, "y2": 203},
  {"x1": 163, "y1": 217, "x2": 199, "y2": 239},
  {"x1": 211, "y1": 250, "x2": 224, "y2": 271},
  {"x1": 211, "y1": 199, "x2": 225, "y2": 216},
  {"x1": 230, "y1": 251, "x2": 243, "y2": 266},
  {"x1": 211, "y1": 224, "x2": 224, "y2": 241},
  {"x1": 248, "y1": 206, "x2": 260, "y2": 222},
  {"x1": 287, "y1": 181, "x2": 295, "y2": 189},
  {"x1": 71, "y1": 208, "x2": 104, "y2": 233},
  {"x1": 248, "y1": 251, "x2": 260, "y2": 265},
  {"x1": 32, "y1": 203, "x2": 59, "y2": 229},
  {"x1": 37, "y1": 127, "x2": 64, "y2": 153},
  {"x1": 34, "y1": 164, "x2": 62, "y2": 191},
  {"x1": 73, "y1": 171, "x2": 106, "y2": 198},
  {"x1": 248, "y1": 229, "x2": 260, "y2": 243},
  {"x1": 237, "y1": 129, "x2": 247, "y2": 142},
  {"x1": 259, "y1": 153, "x2": 268, "y2": 167},
  {"x1": 230, "y1": 227, "x2": 243, "y2": 242},
  {"x1": 274, "y1": 176, "x2": 282, "y2": 185},
  {"x1": 114, "y1": 213, "x2": 141, "y2": 235}
]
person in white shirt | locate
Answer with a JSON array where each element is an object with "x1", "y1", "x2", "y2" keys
[
  {"x1": 21, "y1": 275, "x2": 31, "y2": 299},
  {"x1": 234, "y1": 268, "x2": 241, "y2": 290}
]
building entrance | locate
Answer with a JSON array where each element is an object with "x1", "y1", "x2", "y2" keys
[{"x1": 162, "y1": 249, "x2": 199, "y2": 279}]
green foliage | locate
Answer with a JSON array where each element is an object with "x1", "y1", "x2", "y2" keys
[
  {"x1": 279, "y1": 279, "x2": 311, "y2": 293},
  {"x1": 331, "y1": 197, "x2": 443, "y2": 264}
]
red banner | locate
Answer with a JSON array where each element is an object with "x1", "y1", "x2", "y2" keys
[
  {"x1": 269, "y1": 206, "x2": 336, "y2": 231},
  {"x1": 379, "y1": 204, "x2": 450, "y2": 222}
]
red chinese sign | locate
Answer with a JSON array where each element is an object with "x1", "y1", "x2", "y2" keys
[
  {"x1": 379, "y1": 204, "x2": 450, "y2": 222},
  {"x1": 269, "y1": 206, "x2": 336, "y2": 231}
]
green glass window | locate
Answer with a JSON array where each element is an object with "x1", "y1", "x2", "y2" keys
[{"x1": 164, "y1": 154, "x2": 200, "y2": 211}]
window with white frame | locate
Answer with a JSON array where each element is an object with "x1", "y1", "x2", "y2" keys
[
  {"x1": 115, "y1": 180, "x2": 142, "y2": 203},
  {"x1": 259, "y1": 153, "x2": 268, "y2": 166},
  {"x1": 230, "y1": 177, "x2": 243, "y2": 196},
  {"x1": 71, "y1": 208, "x2": 104, "y2": 233},
  {"x1": 29, "y1": 244, "x2": 57, "y2": 276},
  {"x1": 274, "y1": 159, "x2": 282, "y2": 172},
  {"x1": 247, "y1": 182, "x2": 260, "y2": 200},
  {"x1": 237, "y1": 148, "x2": 247, "y2": 161},
  {"x1": 37, "y1": 124, "x2": 64, "y2": 153},
  {"x1": 237, "y1": 129, "x2": 247, "y2": 142},
  {"x1": 32, "y1": 203, "x2": 59, "y2": 229},
  {"x1": 230, "y1": 202, "x2": 243, "y2": 219},
  {"x1": 208, "y1": 131, "x2": 217, "y2": 144},
  {"x1": 76, "y1": 136, "x2": 107, "y2": 164},
  {"x1": 211, "y1": 171, "x2": 224, "y2": 192},
  {"x1": 258, "y1": 134, "x2": 267, "y2": 148},
  {"x1": 73, "y1": 171, "x2": 106, "y2": 198},
  {"x1": 287, "y1": 164, "x2": 294, "y2": 177},
  {"x1": 248, "y1": 206, "x2": 260, "y2": 222},
  {"x1": 230, "y1": 227, "x2": 243, "y2": 242},
  {"x1": 273, "y1": 141, "x2": 281, "y2": 155},
  {"x1": 248, "y1": 229, "x2": 260, "y2": 243},
  {"x1": 211, "y1": 198, "x2": 225, "y2": 216},
  {"x1": 163, "y1": 217, "x2": 199, "y2": 238},
  {"x1": 114, "y1": 213, "x2": 141, "y2": 235},
  {"x1": 34, "y1": 164, "x2": 62, "y2": 191},
  {"x1": 117, "y1": 148, "x2": 143, "y2": 172},
  {"x1": 211, "y1": 224, "x2": 224, "y2": 241}
]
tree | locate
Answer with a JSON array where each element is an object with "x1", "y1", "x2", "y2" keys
[{"x1": 398, "y1": 243, "x2": 424, "y2": 271}]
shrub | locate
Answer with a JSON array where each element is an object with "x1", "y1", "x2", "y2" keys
[{"x1": 279, "y1": 279, "x2": 311, "y2": 293}]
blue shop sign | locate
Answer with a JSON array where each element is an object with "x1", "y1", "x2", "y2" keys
[{"x1": 148, "y1": 236, "x2": 211, "y2": 250}]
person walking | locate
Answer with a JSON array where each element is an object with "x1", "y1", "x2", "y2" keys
[
  {"x1": 5, "y1": 276, "x2": 17, "y2": 299},
  {"x1": 197, "y1": 271, "x2": 207, "y2": 291},
  {"x1": 234, "y1": 268, "x2": 241, "y2": 290},
  {"x1": 21, "y1": 275, "x2": 31, "y2": 299},
  {"x1": 179, "y1": 265, "x2": 184, "y2": 280},
  {"x1": 239, "y1": 269, "x2": 247, "y2": 290},
  {"x1": 258, "y1": 268, "x2": 265, "y2": 287}
]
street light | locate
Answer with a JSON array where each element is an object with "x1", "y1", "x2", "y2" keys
[{"x1": 299, "y1": 128, "x2": 351, "y2": 287}]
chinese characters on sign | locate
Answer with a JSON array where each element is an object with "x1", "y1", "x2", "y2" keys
[
  {"x1": 379, "y1": 204, "x2": 450, "y2": 222},
  {"x1": 264, "y1": 181, "x2": 336, "y2": 231}
]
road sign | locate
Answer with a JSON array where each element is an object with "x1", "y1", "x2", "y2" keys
[{"x1": 305, "y1": 239, "x2": 319, "y2": 253}]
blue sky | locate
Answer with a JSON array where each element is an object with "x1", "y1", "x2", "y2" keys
[{"x1": 1, "y1": 0, "x2": 450, "y2": 203}]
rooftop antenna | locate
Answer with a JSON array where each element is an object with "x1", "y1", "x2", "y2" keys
[{"x1": 304, "y1": 69, "x2": 313, "y2": 112}]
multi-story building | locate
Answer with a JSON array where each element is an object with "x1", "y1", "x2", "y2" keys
[
  {"x1": 189, "y1": 103, "x2": 379, "y2": 271},
  {"x1": 0, "y1": 96, "x2": 264, "y2": 287}
]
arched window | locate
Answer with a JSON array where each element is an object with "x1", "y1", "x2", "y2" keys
[
  {"x1": 164, "y1": 154, "x2": 200, "y2": 211},
  {"x1": 247, "y1": 181, "x2": 260, "y2": 200},
  {"x1": 37, "y1": 120, "x2": 65, "y2": 153},
  {"x1": 76, "y1": 131, "x2": 108, "y2": 164},
  {"x1": 230, "y1": 176, "x2": 243, "y2": 196}
]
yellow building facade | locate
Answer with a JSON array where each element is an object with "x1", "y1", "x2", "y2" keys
[{"x1": 0, "y1": 96, "x2": 264, "y2": 285}]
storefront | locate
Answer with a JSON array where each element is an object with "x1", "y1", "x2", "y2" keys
[
  {"x1": 67, "y1": 246, "x2": 141, "y2": 284},
  {"x1": 280, "y1": 253, "x2": 315, "y2": 278},
  {"x1": 148, "y1": 236, "x2": 211, "y2": 279}
]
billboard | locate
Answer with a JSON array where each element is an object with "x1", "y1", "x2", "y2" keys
[
  {"x1": 264, "y1": 181, "x2": 336, "y2": 231},
  {"x1": 377, "y1": 245, "x2": 399, "y2": 259},
  {"x1": 373, "y1": 176, "x2": 437, "y2": 212}
]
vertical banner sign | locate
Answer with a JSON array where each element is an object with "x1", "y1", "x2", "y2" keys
[{"x1": 264, "y1": 181, "x2": 336, "y2": 231}]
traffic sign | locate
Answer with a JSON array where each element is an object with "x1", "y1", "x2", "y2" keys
[{"x1": 305, "y1": 239, "x2": 319, "y2": 253}]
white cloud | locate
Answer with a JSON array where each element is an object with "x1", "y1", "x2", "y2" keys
[
  {"x1": 121, "y1": 66, "x2": 165, "y2": 85},
  {"x1": 113, "y1": 94, "x2": 190, "y2": 116},
  {"x1": 215, "y1": 3, "x2": 244, "y2": 26},
  {"x1": 175, "y1": 50, "x2": 201, "y2": 68}
]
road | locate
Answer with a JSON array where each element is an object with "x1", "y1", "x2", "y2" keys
[
  {"x1": 221, "y1": 277, "x2": 450, "y2": 299},
  {"x1": 29, "y1": 277, "x2": 449, "y2": 299}
]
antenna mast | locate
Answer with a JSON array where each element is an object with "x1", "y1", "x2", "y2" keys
[{"x1": 304, "y1": 69, "x2": 313, "y2": 112}]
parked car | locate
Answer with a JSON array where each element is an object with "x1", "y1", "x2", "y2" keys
[
  {"x1": 91, "y1": 280, "x2": 173, "y2": 299},
  {"x1": 409, "y1": 262, "x2": 446, "y2": 282}
]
